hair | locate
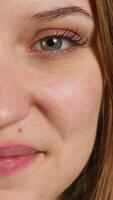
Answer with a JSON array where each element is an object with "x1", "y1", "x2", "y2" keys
[{"x1": 59, "y1": 0, "x2": 113, "y2": 199}]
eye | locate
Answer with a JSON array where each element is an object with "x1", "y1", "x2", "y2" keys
[
  {"x1": 32, "y1": 35, "x2": 73, "y2": 52},
  {"x1": 27, "y1": 28, "x2": 88, "y2": 59}
]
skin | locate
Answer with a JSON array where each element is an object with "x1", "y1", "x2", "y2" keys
[{"x1": 0, "y1": 0, "x2": 102, "y2": 199}]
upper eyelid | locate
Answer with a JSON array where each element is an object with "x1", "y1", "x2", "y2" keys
[
  {"x1": 17, "y1": 12, "x2": 95, "y2": 48},
  {"x1": 28, "y1": 28, "x2": 86, "y2": 44}
]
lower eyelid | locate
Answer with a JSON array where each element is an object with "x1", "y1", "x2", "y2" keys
[{"x1": 27, "y1": 45, "x2": 80, "y2": 61}]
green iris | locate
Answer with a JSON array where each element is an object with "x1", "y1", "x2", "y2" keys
[{"x1": 40, "y1": 36, "x2": 62, "y2": 51}]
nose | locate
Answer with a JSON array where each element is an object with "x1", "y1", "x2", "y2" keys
[{"x1": 0, "y1": 72, "x2": 32, "y2": 129}]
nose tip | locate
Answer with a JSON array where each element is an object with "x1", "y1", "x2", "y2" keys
[{"x1": 0, "y1": 81, "x2": 32, "y2": 129}]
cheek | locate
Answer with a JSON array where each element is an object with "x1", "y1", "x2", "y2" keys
[
  {"x1": 41, "y1": 65, "x2": 103, "y2": 139},
  {"x1": 32, "y1": 62, "x2": 103, "y2": 192}
]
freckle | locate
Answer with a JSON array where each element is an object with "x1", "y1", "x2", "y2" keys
[{"x1": 18, "y1": 128, "x2": 22, "y2": 133}]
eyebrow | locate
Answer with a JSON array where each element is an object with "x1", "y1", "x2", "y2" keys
[{"x1": 31, "y1": 6, "x2": 93, "y2": 23}]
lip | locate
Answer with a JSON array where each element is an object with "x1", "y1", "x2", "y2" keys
[{"x1": 0, "y1": 144, "x2": 45, "y2": 176}]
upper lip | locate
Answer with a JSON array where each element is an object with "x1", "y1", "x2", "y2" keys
[{"x1": 0, "y1": 144, "x2": 43, "y2": 158}]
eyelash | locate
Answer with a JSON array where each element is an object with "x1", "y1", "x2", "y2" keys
[{"x1": 27, "y1": 28, "x2": 88, "y2": 59}]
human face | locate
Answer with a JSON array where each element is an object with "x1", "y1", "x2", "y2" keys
[{"x1": 0, "y1": 0, "x2": 102, "y2": 199}]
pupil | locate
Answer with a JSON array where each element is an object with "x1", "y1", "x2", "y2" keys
[{"x1": 47, "y1": 38, "x2": 55, "y2": 47}]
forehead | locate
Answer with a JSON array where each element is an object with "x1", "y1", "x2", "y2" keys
[{"x1": 0, "y1": 0, "x2": 92, "y2": 19}]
